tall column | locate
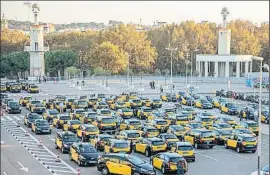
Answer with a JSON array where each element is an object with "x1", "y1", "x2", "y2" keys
[
  {"x1": 245, "y1": 61, "x2": 249, "y2": 76},
  {"x1": 198, "y1": 61, "x2": 201, "y2": 77},
  {"x1": 236, "y1": 62, "x2": 240, "y2": 78},
  {"x1": 204, "y1": 61, "x2": 208, "y2": 77},
  {"x1": 225, "y1": 61, "x2": 230, "y2": 78},
  {"x1": 250, "y1": 61, "x2": 252, "y2": 73},
  {"x1": 214, "y1": 62, "x2": 218, "y2": 77}
]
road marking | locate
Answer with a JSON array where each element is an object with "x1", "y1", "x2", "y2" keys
[
  {"x1": 47, "y1": 135, "x2": 55, "y2": 141},
  {"x1": 261, "y1": 142, "x2": 269, "y2": 145},
  {"x1": 196, "y1": 152, "x2": 218, "y2": 161},
  {"x1": 51, "y1": 169, "x2": 75, "y2": 173},
  {"x1": 18, "y1": 161, "x2": 29, "y2": 172},
  {"x1": 214, "y1": 148, "x2": 250, "y2": 160},
  {"x1": 12, "y1": 116, "x2": 21, "y2": 120},
  {"x1": 262, "y1": 152, "x2": 270, "y2": 156},
  {"x1": 5, "y1": 116, "x2": 12, "y2": 121},
  {"x1": 3, "y1": 172, "x2": 7, "y2": 175},
  {"x1": 1, "y1": 117, "x2": 6, "y2": 121}
]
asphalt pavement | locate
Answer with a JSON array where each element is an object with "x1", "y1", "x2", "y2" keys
[{"x1": 1, "y1": 80, "x2": 269, "y2": 175}]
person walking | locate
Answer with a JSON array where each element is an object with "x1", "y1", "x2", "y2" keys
[
  {"x1": 177, "y1": 160, "x2": 185, "y2": 175},
  {"x1": 245, "y1": 108, "x2": 250, "y2": 121},
  {"x1": 239, "y1": 109, "x2": 243, "y2": 121},
  {"x1": 59, "y1": 101, "x2": 64, "y2": 113},
  {"x1": 153, "y1": 81, "x2": 155, "y2": 89},
  {"x1": 160, "y1": 85, "x2": 163, "y2": 93},
  {"x1": 150, "y1": 81, "x2": 152, "y2": 89},
  {"x1": 173, "y1": 85, "x2": 175, "y2": 90}
]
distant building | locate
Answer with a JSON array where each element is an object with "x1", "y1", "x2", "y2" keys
[
  {"x1": 1, "y1": 14, "x2": 8, "y2": 29},
  {"x1": 43, "y1": 23, "x2": 55, "y2": 33}
]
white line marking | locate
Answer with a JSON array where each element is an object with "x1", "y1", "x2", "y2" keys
[
  {"x1": 3, "y1": 172, "x2": 8, "y2": 175},
  {"x1": 46, "y1": 165, "x2": 71, "y2": 169},
  {"x1": 262, "y1": 152, "x2": 270, "y2": 156},
  {"x1": 38, "y1": 157, "x2": 57, "y2": 161},
  {"x1": 51, "y1": 169, "x2": 75, "y2": 173},
  {"x1": 196, "y1": 152, "x2": 218, "y2": 161},
  {"x1": 5, "y1": 116, "x2": 12, "y2": 121},
  {"x1": 1, "y1": 117, "x2": 6, "y2": 121},
  {"x1": 215, "y1": 148, "x2": 250, "y2": 160},
  {"x1": 261, "y1": 142, "x2": 269, "y2": 145},
  {"x1": 12, "y1": 116, "x2": 21, "y2": 120},
  {"x1": 36, "y1": 154, "x2": 55, "y2": 158}
]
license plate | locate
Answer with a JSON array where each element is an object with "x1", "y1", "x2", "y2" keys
[
  {"x1": 89, "y1": 161, "x2": 97, "y2": 163},
  {"x1": 206, "y1": 141, "x2": 210, "y2": 144},
  {"x1": 157, "y1": 146, "x2": 162, "y2": 149},
  {"x1": 43, "y1": 130, "x2": 49, "y2": 132}
]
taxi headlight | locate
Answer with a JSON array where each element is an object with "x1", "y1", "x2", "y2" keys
[
  {"x1": 79, "y1": 155, "x2": 86, "y2": 160},
  {"x1": 63, "y1": 144, "x2": 69, "y2": 148}
]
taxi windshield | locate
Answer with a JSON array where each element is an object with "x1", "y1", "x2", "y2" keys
[
  {"x1": 130, "y1": 92, "x2": 138, "y2": 96},
  {"x1": 101, "y1": 118, "x2": 115, "y2": 124},
  {"x1": 172, "y1": 126, "x2": 185, "y2": 131},
  {"x1": 243, "y1": 137, "x2": 256, "y2": 142},
  {"x1": 78, "y1": 101, "x2": 87, "y2": 105},
  {"x1": 75, "y1": 110, "x2": 84, "y2": 114},
  {"x1": 152, "y1": 141, "x2": 165, "y2": 146},
  {"x1": 165, "y1": 108, "x2": 175, "y2": 113},
  {"x1": 219, "y1": 124, "x2": 232, "y2": 128},
  {"x1": 170, "y1": 157, "x2": 184, "y2": 163},
  {"x1": 227, "y1": 103, "x2": 237, "y2": 108},
  {"x1": 164, "y1": 135, "x2": 178, "y2": 139},
  {"x1": 100, "y1": 136, "x2": 111, "y2": 141},
  {"x1": 70, "y1": 120, "x2": 81, "y2": 125},
  {"x1": 36, "y1": 120, "x2": 49, "y2": 126},
  {"x1": 202, "y1": 113, "x2": 212, "y2": 116},
  {"x1": 191, "y1": 123, "x2": 204, "y2": 128},
  {"x1": 176, "y1": 117, "x2": 188, "y2": 121},
  {"x1": 126, "y1": 155, "x2": 145, "y2": 165},
  {"x1": 86, "y1": 127, "x2": 98, "y2": 132},
  {"x1": 24, "y1": 97, "x2": 31, "y2": 100},
  {"x1": 63, "y1": 135, "x2": 78, "y2": 142},
  {"x1": 49, "y1": 110, "x2": 59, "y2": 115},
  {"x1": 123, "y1": 109, "x2": 132, "y2": 112},
  {"x1": 247, "y1": 123, "x2": 259, "y2": 127},
  {"x1": 127, "y1": 133, "x2": 140, "y2": 138},
  {"x1": 87, "y1": 113, "x2": 97, "y2": 117},
  {"x1": 219, "y1": 130, "x2": 231, "y2": 135},
  {"x1": 143, "y1": 109, "x2": 152, "y2": 112},
  {"x1": 31, "y1": 86, "x2": 38, "y2": 88},
  {"x1": 133, "y1": 100, "x2": 141, "y2": 103},
  {"x1": 223, "y1": 118, "x2": 234, "y2": 122},
  {"x1": 201, "y1": 118, "x2": 212, "y2": 122},
  {"x1": 156, "y1": 121, "x2": 168, "y2": 125},
  {"x1": 201, "y1": 131, "x2": 215, "y2": 138},
  {"x1": 32, "y1": 101, "x2": 41, "y2": 104},
  {"x1": 101, "y1": 110, "x2": 111, "y2": 114},
  {"x1": 238, "y1": 129, "x2": 253, "y2": 134},
  {"x1": 59, "y1": 116, "x2": 70, "y2": 120},
  {"x1": 114, "y1": 143, "x2": 128, "y2": 148},
  {"x1": 130, "y1": 121, "x2": 141, "y2": 125},
  {"x1": 178, "y1": 146, "x2": 193, "y2": 151},
  {"x1": 98, "y1": 94, "x2": 105, "y2": 98},
  {"x1": 89, "y1": 99, "x2": 97, "y2": 102},
  {"x1": 118, "y1": 102, "x2": 125, "y2": 105},
  {"x1": 147, "y1": 128, "x2": 159, "y2": 133},
  {"x1": 29, "y1": 115, "x2": 42, "y2": 119},
  {"x1": 79, "y1": 146, "x2": 97, "y2": 153},
  {"x1": 153, "y1": 99, "x2": 161, "y2": 102},
  {"x1": 68, "y1": 99, "x2": 75, "y2": 102}
]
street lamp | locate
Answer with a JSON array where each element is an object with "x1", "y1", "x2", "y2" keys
[
  {"x1": 185, "y1": 60, "x2": 190, "y2": 86},
  {"x1": 190, "y1": 49, "x2": 199, "y2": 86},
  {"x1": 165, "y1": 44, "x2": 178, "y2": 100},
  {"x1": 127, "y1": 53, "x2": 130, "y2": 88},
  {"x1": 251, "y1": 56, "x2": 268, "y2": 175}
]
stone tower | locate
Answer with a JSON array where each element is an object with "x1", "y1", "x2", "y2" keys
[
  {"x1": 1, "y1": 14, "x2": 8, "y2": 29},
  {"x1": 218, "y1": 7, "x2": 231, "y2": 55},
  {"x1": 24, "y1": 3, "x2": 49, "y2": 77}
]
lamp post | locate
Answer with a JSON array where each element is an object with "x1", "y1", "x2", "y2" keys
[
  {"x1": 165, "y1": 44, "x2": 178, "y2": 100},
  {"x1": 251, "y1": 56, "x2": 268, "y2": 175},
  {"x1": 190, "y1": 49, "x2": 199, "y2": 86},
  {"x1": 127, "y1": 53, "x2": 130, "y2": 88},
  {"x1": 185, "y1": 60, "x2": 190, "y2": 86}
]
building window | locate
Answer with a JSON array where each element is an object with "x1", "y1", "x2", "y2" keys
[{"x1": 35, "y1": 42, "x2": 38, "y2": 51}]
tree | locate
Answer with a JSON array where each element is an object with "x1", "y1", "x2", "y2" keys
[
  {"x1": 4, "y1": 52, "x2": 29, "y2": 78},
  {"x1": 65, "y1": 66, "x2": 80, "y2": 78},
  {"x1": 45, "y1": 50, "x2": 76, "y2": 76},
  {"x1": 90, "y1": 41, "x2": 128, "y2": 74}
]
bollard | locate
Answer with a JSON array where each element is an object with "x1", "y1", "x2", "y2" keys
[
  {"x1": 77, "y1": 168, "x2": 81, "y2": 175},
  {"x1": 55, "y1": 153, "x2": 61, "y2": 162},
  {"x1": 38, "y1": 138, "x2": 43, "y2": 147},
  {"x1": 25, "y1": 131, "x2": 29, "y2": 136}
]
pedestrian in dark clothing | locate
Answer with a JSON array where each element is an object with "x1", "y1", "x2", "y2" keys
[
  {"x1": 39, "y1": 77, "x2": 41, "y2": 84},
  {"x1": 150, "y1": 82, "x2": 152, "y2": 89},
  {"x1": 129, "y1": 140, "x2": 133, "y2": 154},
  {"x1": 160, "y1": 85, "x2": 163, "y2": 93},
  {"x1": 173, "y1": 85, "x2": 175, "y2": 90},
  {"x1": 239, "y1": 110, "x2": 243, "y2": 121},
  {"x1": 77, "y1": 81, "x2": 79, "y2": 86},
  {"x1": 246, "y1": 108, "x2": 250, "y2": 121},
  {"x1": 153, "y1": 81, "x2": 155, "y2": 89}
]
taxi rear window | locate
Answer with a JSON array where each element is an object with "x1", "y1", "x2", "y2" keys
[
  {"x1": 243, "y1": 137, "x2": 256, "y2": 142},
  {"x1": 178, "y1": 146, "x2": 193, "y2": 151},
  {"x1": 114, "y1": 143, "x2": 128, "y2": 148},
  {"x1": 151, "y1": 140, "x2": 165, "y2": 146},
  {"x1": 156, "y1": 121, "x2": 168, "y2": 125},
  {"x1": 127, "y1": 133, "x2": 140, "y2": 138}
]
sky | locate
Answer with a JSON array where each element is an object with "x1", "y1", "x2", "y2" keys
[{"x1": 1, "y1": 1, "x2": 269, "y2": 25}]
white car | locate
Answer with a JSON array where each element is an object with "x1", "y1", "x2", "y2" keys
[{"x1": 250, "y1": 164, "x2": 269, "y2": 175}]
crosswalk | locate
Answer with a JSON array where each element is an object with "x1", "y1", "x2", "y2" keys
[
  {"x1": 1, "y1": 115, "x2": 24, "y2": 121},
  {"x1": 5, "y1": 92, "x2": 50, "y2": 97}
]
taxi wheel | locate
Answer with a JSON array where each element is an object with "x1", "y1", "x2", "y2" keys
[
  {"x1": 161, "y1": 165, "x2": 166, "y2": 174},
  {"x1": 55, "y1": 143, "x2": 59, "y2": 149},
  {"x1": 69, "y1": 154, "x2": 73, "y2": 161},
  {"x1": 132, "y1": 172, "x2": 140, "y2": 175},
  {"x1": 95, "y1": 144, "x2": 99, "y2": 151},
  {"x1": 61, "y1": 146, "x2": 66, "y2": 154},
  {"x1": 77, "y1": 160, "x2": 82, "y2": 166},
  {"x1": 192, "y1": 158, "x2": 195, "y2": 162},
  {"x1": 236, "y1": 146, "x2": 241, "y2": 153},
  {"x1": 145, "y1": 149, "x2": 151, "y2": 157},
  {"x1": 194, "y1": 143, "x2": 199, "y2": 149}
]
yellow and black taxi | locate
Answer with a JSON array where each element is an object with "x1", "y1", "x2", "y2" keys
[
  {"x1": 43, "y1": 109, "x2": 60, "y2": 123},
  {"x1": 93, "y1": 102, "x2": 109, "y2": 111},
  {"x1": 129, "y1": 91, "x2": 139, "y2": 99},
  {"x1": 152, "y1": 99, "x2": 162, "y2": 109},
  {"x1": 141, "y1": 126, "x2": 160, "y2": 138},
  {"x1": 212, "y1": 129, "x2": 232, "y2": 145},
  {"x1": 45, "y1": 99, "x2": 55, "y2": 109},
  {"x1": 110, "y1": 101, "x2": 126, "y2": 110},
  {"x1": 116, "y1": 108, "x2": 133, "y2": 119},
  {"x1": 90, "y1": 134, "x2": 113, "y2": 151},
  {"x1": 31, "y1": 103, "x2": 46, "y2": 114},
  {"x1": 261, "y1": 110, "x2": 269, "y2": 124},
  {"x1": 231, "y1": 128, "x2": 256, "y2": 137},
  {"x1": 184, "y1": 129, "x2": 216, "y2": 149},
  {"x1": 54, "y1": 101, "x2": 67, "y2": 112},
  {"x1": 55, "y1": 95, "x2": 66, "y2": 101},
  {"x1": 167, "y1": 125, "x2": 187, "y2": 140},
  {"x1": 31, "y1": 119, "x2": 51, "y2": 135},
  {"x1": 55, "y1": 131, "x2": 79, "y2": 153},
  {"x1": 160, "y1": 93, "x2": 177, "y2": 102},
  {"x1": 224, "y1": 133, "x2": 257, "y2": 153},
  {"x1": 24, "y1": 113, "x2": 43, "y2": 127},
  {"x1": 79, "y1": 95, "x2": 88, "y2": 100},
  {"x1": 137, "y1": 107, "x2": 154, "y2": 120},
  {"x1": 194, "y1": 115, "x2": 214, "y2": 128},
  {"x1": 119, "y1": 119, "x2": 142, "y2": 131},
  {"x1": 97, "y1": 153, "x2": 156, "y2": 175},
  {"x1": 97, "y1": 109, "x2": 112, "y2": 116},
  {"x1": 129, "y1": 99, "x2": 142, "y2": 109},
  {"x1": 115, "y1": 130, "x2": 141, "y2": 142},
  {"x1": 211, "y1": 97, "x2": 226, "y2": 108},
  {"x1": 88, "y1": 97, "x2": 98, "y2": 108},
  {"x1": 220, "y1": 102, "x2": 239, "y2": 115},
  {"x1": 10, "y1": 83, "x2": 21, "y2": 93},
  {"x1": 104, "y1": 97, "x2": 114, "y2": 105},
  {"x1": 215, "y1": 116, "x2": 237, "y2": 127},
  {"x1": 77, "y1": 124, "x2": 99, "y2": 142},
  {"x1": 158, "y1": 133, "x2": 180, "y2": 149},
  {"x1": 194, "y1": 99, "x2": 213, "y2": 109},
  {"x1": 104, "y1": 139, "x2": 130, "y2": 154},
  {"x1": 19, "y1": 96, "x2": 32, "y2": 106},
  {"x1": 19, "y1": 80, "x2": 27, "y2": 90},
  {"x1": 209, "y1": 123, "x2": 233, "y2": 131},
  {"x1": 168, "y1": 113, "x2": 189, "y2": 126},
  {"x1": 78, "y1": 111, "x2": 97, "y2": 124},
  {"x1": 134, "y1": 137, "x2": 167, "y2": 157},
  {"x1": 140, "y1": 97, "x2": 150, "y2": 106},
  {"x1": 6, "y1": 101, "x2": 21, "y2": 114},
  {"x1": 240, "y1": 121, "x2": 259, "y2": 136},
  {"x1": 65, "y1": 98, "x2": 76, "y2": 109},
  {"x1": 171, "y1": 142, "x2": 195, "y2": 162},
  {"x1": 92, "y1": 116, "x2": 117, "y2": 134},
  {"x1": 63, "y1": 120, "x2": 82, "y2": 132},
  {"x1": 181, "y1": 96, "x2": 195, "y2": 106},
  {"x1": 0, "y1": 83, "x2": 6, "y2": 92},
  {"x1": 97, "y1": 94, "x2": 106, "y2": 102},
  {"x1": 26, "y1": 100, "x2": 41, "y2": 111},
  {"x1": 149, "y1": 119, "x2": 169, "y2": 133},
  {"x1": 199, "y1": 111, "x2": 216, "y2": 120},
  {"x1": 5, "y1": 82, "x2": 15, "y2": 91},
  {"x1": 151, "y1": 152, "x2": 188, "y2": 174},
  {"x1": 72, "y1": 100, "x2": 88, "y2": 110},
  {"x1": 52, "y1": 114, "x2": 70, "y2": 129},
  {"x1": 157, "y1": 108, "x2": 176, "y2": 118},
  {"x1": 70, "y1": 109, "x2": 85, "y2": 120},
  {"x1": 69, "y1": 142, "x2": 99, "y2": 166},
  {"x1": 185, "y1": 123, "x2": 206, "y2": 131},
  {"x1": 28, "y1": 85, "x2": 39, "y2": 93}
]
